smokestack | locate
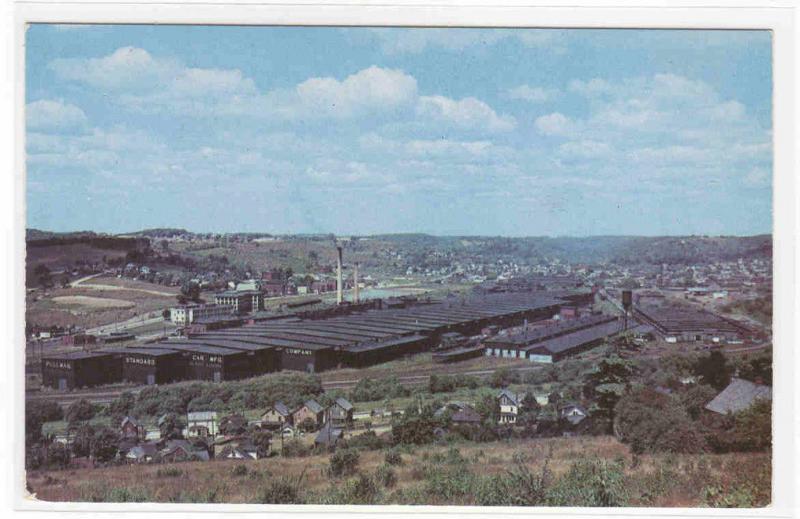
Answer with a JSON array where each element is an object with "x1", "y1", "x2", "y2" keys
[
  {"x1": 336, "y1": 246, "x2": 343, "y2": 305},
  {"x1": 354, "y1": 262, "x2": 360, "y2": 304}
]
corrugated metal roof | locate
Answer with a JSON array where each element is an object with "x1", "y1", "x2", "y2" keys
[{"x1": 705, "y1": 378, "x2": 772, "y2": 415}]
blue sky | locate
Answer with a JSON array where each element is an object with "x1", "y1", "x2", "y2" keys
[{"x1": 25, "y1": 25, "x2": 772, "y2": 236}]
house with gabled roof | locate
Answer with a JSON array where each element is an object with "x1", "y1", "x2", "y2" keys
[
  {"x1": 329, "y1": 397, "x2": 354, "y2": 427},
  {"x1": 120, "y1": 416, "x2": 146, "y2": 442},
  {"x1": 705, "y1": 378, "x2": 772, "y2": 415},
  {"x1": 261, "y1": 401, "x2": 295, "y2": 428},
  {"x1": 497, "y1": 389, "x2": 520, "y2": 424},
  {"x1": 292, "y1": 399, "x2": 327, "y2": 429},
  {"x1": 314, "y1": 421, "x2": 343, "y2": 449}
]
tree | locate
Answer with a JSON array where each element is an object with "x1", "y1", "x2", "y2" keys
[
  {"x1": 731, "y1": 399, "x2": 771, "y2": 451},
  {"x1": 475, "y1": 394, "x2": 500, "y2": 423},
  {"x1": 33, "y1": 264, "x2": 52, "y2": 287},
  {"x1": 613, "y1": 386, "x2": 707, "y2": 454},
  {"x1": 693, "y1": 351, "x2": 733, "y2": 390},
  {"x1": 677, "y1": 384, "x2": 718, "y2": 420},
  {"x1": 248, "y1": 428, "x2": 273, "y2": 458},
  {"x1": 71, "y1": 423, "x2": 95, "y2": 458},
  {"x1": 298, "y1": 417, "x2": 318, "y2": 433},
  {"x1": 46, "y1": 442, "x2": 71, "y2": 469},
  {"x1": 91, "y1": 427, "x2": 120, "y2": 462},
  {"x1": 107, "y1": 392, "x2": 136, "y2": 423},
  {"x1": 520, "y1": 392, "x2": 541, "y2": 417},
  {"x1": 159, "y1": 413, "x2": 186, "y2": 440},
  {"x1": 65, "y1": 399, "x2": 96, "y2": 424},
  {"x1": 179, "y1": 281, "x2": 203, "y2": 304},
  {"x1": 584, "y1": 356, "x2": 635, "y2": 432}
]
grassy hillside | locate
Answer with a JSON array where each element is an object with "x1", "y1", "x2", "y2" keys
[{"x1": 27, "y1": 435, "x2": 770, "y2": 507}]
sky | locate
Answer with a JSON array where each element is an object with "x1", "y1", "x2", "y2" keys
[{"x1": 25, "y1": 25, "x2": 773, "y2": 237}]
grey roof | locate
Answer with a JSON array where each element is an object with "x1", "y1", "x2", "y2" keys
[
  {"x1": 315, "y1": 422, "x2": 343, "y2": 445},
  {"x1": 334, "y1": 397, "x2": 354, "y2": 411},
  {"x1": 304, "y1": 399, "x2": 325, "y2": 414},
  {"x1": 705, "y1": 378, "x2": 772, "y2": 415},
  {"x1": 497, "y1": 389, "x2": 518, "y2": 405},
  {"x1": 120, "y1": 416, "x2": 140, "y2": 428},
  {"x1": 269, "y1": 402, "x2": 291, "y2": 416},
  {"x1": 188, "y1": 411, "x2": 218, "y2": 421}
]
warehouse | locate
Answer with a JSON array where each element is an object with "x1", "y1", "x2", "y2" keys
[
  {"x1": 523, "y1": 319, "x2": 623, "y2": 363},
  {"x1": 634, "y1": 306, "x2": 748, "y2": 344},
  {"x1": 341, "y1": 334, "x2": 429, "y2": 368},
  {"x1": 41, "y1": 350, "x2": 122, "y2": 390},
  {"x1": 484, "y1": 314, "x2": 617, "y2": 358},
  {"x1": 163, "y1": 338, "x2": 280, "y2": 375},
  {"x1": 140, "y1": 343, "x2": 253, "y2": 381},
  {"x1": 103, "y1": 347, "x2": 184, "y2": 385}
]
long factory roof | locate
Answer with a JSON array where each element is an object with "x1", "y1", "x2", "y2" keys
[
  {"x1": 526, "y1": 319, "x2": 623, "y2": 355},
  {"x1": 140, "y1": 342, "x2": 249, "y2": 356},
  {"x1": 486, "y1": 314, "x2": 617, "y2": 347},
  {"x1": 635, "y1": 306, "x2": 744, "y2": 333},
  {"x1": 183, "y1": 293, "x2": 563, "y2": 353}
]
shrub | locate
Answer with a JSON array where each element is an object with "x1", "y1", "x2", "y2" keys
[
  {"x1": 614, "y1": 386, "x2": 707, "y2": 454},
  {"x1": 384, "y1": 448, "x2": 403, "y2": 466},
  {"x1": 328, "y1": 448, "x2": 360, "y2": 478},
  {"x1": 231, "y1": 464, "x2": 249, "y2": 477},
  {"x1": 65, "y1": 399, "x2": 96, "y2": 424},
  {"x1": 547, "y1": 458, "x2": 628, "y2": 507},
  {"x1": 281, "y1": 439, "x2": 311, "y2": 458},
  {"x1": 342, "y1": 430, "x2": 385, "y2": 451},
  {"x1": 375, "y1": 464, "x2": 397, "y2": 488},
  {"x1": 257, "y1": 476, "x2": 306, "y2": 504},
  {"x1": 156, "y1": 466, "x2": 185, "y2": 478}
]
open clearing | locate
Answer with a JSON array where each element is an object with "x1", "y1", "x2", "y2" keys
[
  {"x1": 27, "y1": 435, "x2": 770, "y2": 506},
  {"x1": 51, "y1": 295, "x2": 136, "y2": 309}
]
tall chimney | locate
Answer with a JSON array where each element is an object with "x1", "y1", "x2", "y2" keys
[
  {"x1": 336, "y1": 246, "x2": 343, "y2": 305},
  {"x1": 354, "y1": 262, "x2": 360, "y2": 304}
]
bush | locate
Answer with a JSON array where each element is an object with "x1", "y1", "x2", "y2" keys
[
  {"x1": 231, "y1": 464, "x2": 249, "y2": 477},
  {"x1": 342, "y1": 430, "x2": 385, "y2": 451},
  {"x1": 65, "y1": 399, "x2": 96, "y2": 424},
  {"x1": 257, "y1": 477, "x2": 306, "y2": 504},
  {"x1": 384, "y1": 448, "x2": 403, "y2": 466},
  {"x1": 156, "y1": 466, "x2": 185, "y2": 478},
  {"x1": 547, "y1": 458, "x2": 628, "y2": 507},
  {"x1": 614, "y1": 386, "x2": 708, "y2": 454},
  {"x1": 328, "y1": 448, "x2": 360, "y2": 478},
  {"x1": 349, "y1": 377, "x2": 410, "y2": 402},
  {"x1": 375, "y1": 464, "x2": 397, "y2": 488},
  {"x1": 281, "y1": 439, "x2": 310, "y2": 458}
]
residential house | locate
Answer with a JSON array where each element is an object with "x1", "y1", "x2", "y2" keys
[
  {"x1": 120, "y1": 416, "x2": 146, "y2": 442},
  {"x1": 329, "y1": 397, "x2": 354, "y2": 427},
  {"x1": 292, "y1": 399, "x2": 327, "y2": 430},
  {"x1": 497, "y1": 389, "x2": 520, "y2": 424},
  {"x1": 559, "y1": 403, "x2": 588, "y2": 425},
  {"x1": 261, "y1": 402, "x2": 294, "y2": 429},
  {"x1": 125, "y1": 442, "x2": 160, "y2": 464},
  {"x1": 213, "y1": 436, "x2": 261, "y2": 460},
  {"x1": 160, "y1": 439, "x2": 210, "y2": 462},
  {"x1": 186, "y1": 411, "x2": 218, "y2": 438},
  {"x1": 314, "y1": 422, "x2": 343, "y2": 449},
  {"x1": 705, "y1": 378, "x2": 772, "y2": 415},
  {"x1": 435, "y1": 402, "x2": 482, "y2": 425}
]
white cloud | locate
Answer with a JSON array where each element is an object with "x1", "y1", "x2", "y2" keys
[
  {"x1": 506, "y1": 85, "x2": 558, "y2": 103},
  {"x1": 47, "y1": 47, "x2": 510, "y2": 135},
  {"x1": 295, "y1": 66, "x2": 417, "y2": 117},
  {"x1": 26, "y1": 99, "x2": 87, "y2": 130},
  {"x1": 416, "y1": 96, "x2": 516, "y2": 132},
  {"x1": 534, "y1": 112, "x2": 576, "y2": 137},
  {"x1": 558, "y1": 140, "x2": 611, "y2": 158}
]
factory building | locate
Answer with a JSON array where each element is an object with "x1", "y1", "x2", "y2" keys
[
  {"x1": 103, "y1": 347, "x2": 184, "y2": 385},
  {"x1": 170, "y1": 303, "x2": 235, "y2": 326},
  {"x1": 41, "y1": 293, "x2": 567, "y2": 388},
  {"x1": 139, "y1": 343, "x2": 253, "y2": 381},
  {"x1": 634, "y1": 306, "x2": 748, "y2": 344},
  {"x1": 214, "y1": 290, "x2": 264, "y2": 315},
  {"x1": 484, "y1": 315, "x2": 622, "y2": 362},
  {"x1": 41, "y1": 351, "x2": 122, "y2": 390}
]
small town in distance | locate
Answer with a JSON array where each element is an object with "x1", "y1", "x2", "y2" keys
[{"x1": 24, "y1": 230, "x2": 773, "y2": 506}]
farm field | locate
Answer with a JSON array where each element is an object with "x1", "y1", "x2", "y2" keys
[{"x1": 27, "y1": 435, "x2": 771, "y2": 507}]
